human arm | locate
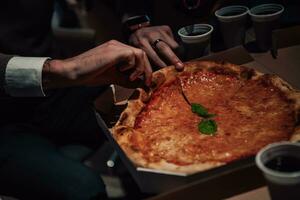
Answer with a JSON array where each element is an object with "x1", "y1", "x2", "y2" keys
[
  {"x1": 1, "y1": 40, "x2": 152, "y2": 97},
  {"x1": 43, "y1": 40, "x2": 152, "y2": 89}
]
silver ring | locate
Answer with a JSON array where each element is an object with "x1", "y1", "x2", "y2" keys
[{"x1": 152, "y1": 39, "x2": 164, "y2": 49}]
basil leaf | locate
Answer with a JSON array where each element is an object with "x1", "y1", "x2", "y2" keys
[
  {"x1": 191, "y1": 103, "x2": 208, "y2": 117},
  {"x1": 206, "y1": 113, "x2": 217, "y2": 118},
  {"x1": 198, "y1": 119, "x2": 217, "y2": 135},
  {"x1": 191, "y1": 103, "x2": 216, "y2": 118}
]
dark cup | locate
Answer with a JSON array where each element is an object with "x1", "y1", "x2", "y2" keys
[
  {"x1": 256, "y1": 142, "x2": 300, "y2": 200},
  {"x1": 178, "y1": 24, "x2": 213, "y2": 61},
  {"x1": 249, "y1": 4, "x2": 284, "y2": 52},
  {"x1": 215, "y1": 5, "x2": 249, "y2": 49}
]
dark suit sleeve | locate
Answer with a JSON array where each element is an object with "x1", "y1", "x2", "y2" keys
[
  {"x1": 122, "y1": 0, "x2": 152, "y2": 17},
  {"x1": 0, "y1": 53, "x2": 13, "y2": 96},
  {"x1": 112, "y1": 0, "x2": 152, "y2": 18}
]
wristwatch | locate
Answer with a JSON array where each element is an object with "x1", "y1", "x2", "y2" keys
[{"x1": 123, "y1": 15, "x2": 151, "y2": 33}]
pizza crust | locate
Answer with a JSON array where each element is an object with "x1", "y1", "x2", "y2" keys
[
  {"x1": 112, "y1": 125, "x2": 225, "y2": 174},
  {"x1": 267, "y1": 75, "x2": 300, "y2": 142},
  {"x1": 112, "y1": 60, "x2": 300, "y2": 174}
]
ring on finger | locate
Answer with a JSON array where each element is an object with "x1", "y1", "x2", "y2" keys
[{"x1": 152, "y1": 39, "x2": 165, "y2": 49}]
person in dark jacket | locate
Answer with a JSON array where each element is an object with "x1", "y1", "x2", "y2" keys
[{"x1": 0, "y1": 0, "x2": 183, "y2": 199}]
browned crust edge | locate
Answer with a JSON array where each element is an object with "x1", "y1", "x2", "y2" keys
[{"x1": 111, "y1": 60, "x2": 300, "y2": 174}]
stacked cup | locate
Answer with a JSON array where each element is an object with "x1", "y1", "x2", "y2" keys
[
  {"x1": 214, "y1": 3, "x2": 284, "y2": 52},
  {"x1": 215, "y1": 5, "x2": 249, "y2": 49},
  {"x1": 249, "y1": 4, "x2": 284, "y2": 51}
]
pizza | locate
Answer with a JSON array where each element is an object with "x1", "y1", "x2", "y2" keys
[{"x1": 112, "y1": 60, "x2": 300, "y2": 174}]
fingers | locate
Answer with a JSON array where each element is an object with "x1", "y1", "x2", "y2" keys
[
  {"x1": 142, "y1": 51, "x2": 153, "y2": 86},
  {"x1": 118, "y1": 58, "x2": 135, "y2": 72},
  {"x1": 160, "y1": 31, "x2": 179, "y2": 50},
  {"x1": 114, "y1": 42, "x2": 153, "y2": 86},
  {"x1": 155, "y1": 41, "x2": 184, "y2": 70},
  {"x1": 69, "y1": 39, "x2": 153, "y2": 87},
  {"x1": 161, "y1": 25, "x2": 175, "y2": 38},
  {"x1": 120, "y1": 47, "x2": 152, "y2": 86},
  {"x1": 140, "y1": 39, "x2": 167, "y2": 68},
  {"x1": 130, "y1": 34, "x2": 167, "y2": 68},
  {"x1": 129, "y1": 26, "x2": 184, "y2": 70},
  {"x1": 129, "y1": 50, "x2": 144, "y2": 81}
]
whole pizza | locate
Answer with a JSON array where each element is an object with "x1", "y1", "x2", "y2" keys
[{"x1": 112, "y1": 61, "x2": 300, "y2": 174}]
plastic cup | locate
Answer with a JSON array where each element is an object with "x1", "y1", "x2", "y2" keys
[
  {"x1": 249, "y1": 4, "x2": 284, "y2": 52},
  {"x1": 178, "y1": 24, "x2": 213, "y2": 60},
  {"x1": 256, "y1": 142, "x2": 300, "y2": 200},
  {"x1": 215, "y1": 5, "x2": 249, "y2": 49}
]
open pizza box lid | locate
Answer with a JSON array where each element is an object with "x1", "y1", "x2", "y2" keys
[{"x1": 94, "y1": 45, "x2": 299, "y2": 194}]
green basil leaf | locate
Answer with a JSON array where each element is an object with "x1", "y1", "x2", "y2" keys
[
  {"x1": 198, "y1": 119, "x2": 217, "y2": 135},
  {"x1": 191, "y1": 103, "x2": 208, "y2": 117},
  {"x1": 206, "y1": 113, "x2": 217, "y2": 118},
  {"x1": 191, "y1": 103, "x2": 216, "y2": 118}
]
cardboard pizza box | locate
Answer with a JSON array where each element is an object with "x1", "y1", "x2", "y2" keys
[
  {"x1": 95, "y1": 110, "x2": 266, "y2": 195},
  {"x1": 94, "y1": 46, "x2": 275, "y2": 196},
  {"x1": 197, "y1": 46, "x2": 272, "y2": 74},
  {"x1": 252, "y1": 45, "x2": 300, "y2": 90}
]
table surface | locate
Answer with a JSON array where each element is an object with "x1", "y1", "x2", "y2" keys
[{"x1": 226, "y1": 187, "x2": 271, "y2": 200}]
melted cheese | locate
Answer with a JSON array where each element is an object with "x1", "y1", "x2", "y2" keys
[{"x1": 133, "y1": 73, "x2": 294, "y2": 165}]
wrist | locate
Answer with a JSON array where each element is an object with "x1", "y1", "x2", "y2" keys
[
  {"x1": 42, "y1": 59, "x2": 76, "y2": 89},
  {"x1": 123, "y1": 15, "x2": 151, "y2": 38},
  {"x1": 128, "y1": 21, "x2": 150, "y2": 32}
]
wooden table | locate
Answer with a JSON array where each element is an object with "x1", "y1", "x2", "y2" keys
[{"x1": 227, "y1": 187, "x2": 270, "y2": 200}]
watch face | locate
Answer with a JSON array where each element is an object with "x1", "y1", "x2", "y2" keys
[{"x1": 125, "y1": 15, "x2": 150, "y2": 27}]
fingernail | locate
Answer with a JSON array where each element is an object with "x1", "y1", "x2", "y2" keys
[{"x1": 175, "y1": 61, "x2": 184, "y2": 70}]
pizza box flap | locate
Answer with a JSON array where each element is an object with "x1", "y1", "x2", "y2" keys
[
  {"x1": 94, "y1": 86, "x2": 114, "y2": 115},
  {"x1": 197, "y1": 46, "x2": 254, "y2": 65},
  {"x1": 271, "y1": 25, "x2": 300, "y2": 54},
  {"x1": 111, "y1": 85, "x2": 135, "y2": 105},
  {"x1": 252, "y1": 45, "x2": 300, "y2": 89}
]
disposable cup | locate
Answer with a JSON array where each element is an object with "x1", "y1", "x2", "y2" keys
[
  {"x1": 215, "y1": 5, "x2": 249, "y2": 49},
  {"x1": 256, "y1": 142, "x2": 300, "y2": 200},
  {"x1": 178, "y1": 24, "x2": 213, "y2": 60},
  {"x1": 249, "y1": 4, "x2": 284, "y2": 51}
]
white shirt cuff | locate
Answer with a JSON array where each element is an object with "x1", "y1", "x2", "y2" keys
[{"x1": 4, "y1": 56, "x2": 49, "y2": 97}]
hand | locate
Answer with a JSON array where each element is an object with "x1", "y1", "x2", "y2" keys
[
  {"x1": 42, "y1": 40, "x2": 152, "y2": 88},
  {"x1": 129, "y1": 25, "x2": 184, "y2": 70}
]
